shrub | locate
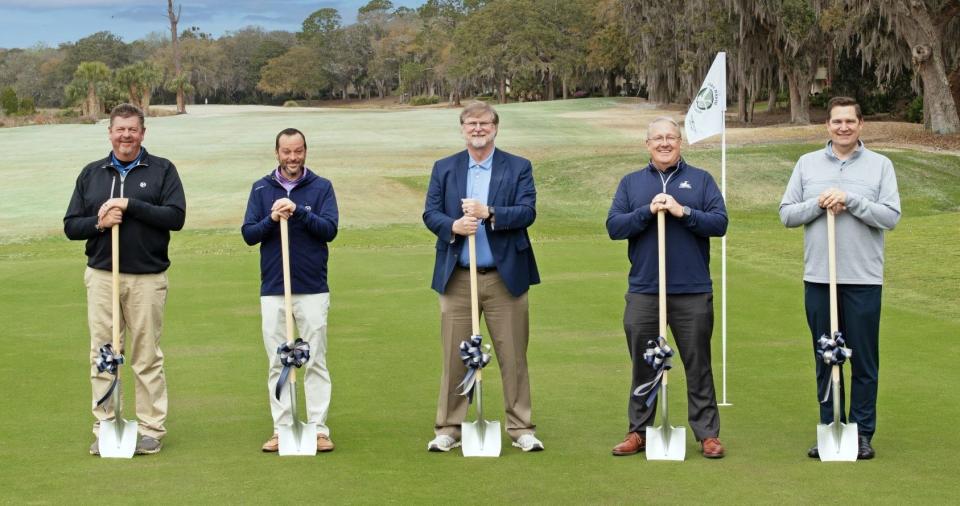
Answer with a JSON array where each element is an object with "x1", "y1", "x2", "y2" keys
[
  {"x1": 573, "y1": 90, "x2": 589, "y2": 99},
  {"x1": 282, "y1": 100, "x2": 300, "y2": 107},
  {"x1": 1, "y1": 87, "x2": 18, "y2": 115},
  {"x1": 18, "y1": 97, "x2": 36, "y2": 115},
  {"x1": 410, "y1": 95, "x2": 440, "y2": 106},
  {"x1": 905, "y1": 96, "x2": 923, "y2": 123}
]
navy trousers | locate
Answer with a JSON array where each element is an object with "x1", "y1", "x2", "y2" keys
[{"x1": 804, "y1": 282, "x2": 882, "y2": 440}]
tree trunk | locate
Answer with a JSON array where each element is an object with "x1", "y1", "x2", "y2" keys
[
  {"x1": 499, "y1": 76, "x2": 506, "y2": 104},
  {"x1": 786, "y1": 70, "x2": 811, "y2": 124},
  {"x1": 546, "y1": 70, "x2": 555, "y2": 101},
  {"x1": 737, "y1": 81, "x2": 747, "y2": 123},
  {"x1": 85, "y1": 85, "x2": 98, "y2": 119},
  {"x1": 168, "y1": 1, "x2": 186, "y2": 114},
  {"x1": 896, "y1": 1, "x2": 960, "y2": 134},
  {"x1": 142, "y1": 92, "x2": 152, "y2": 112},
  {"x1": 767, "y1": 83, "x2": 777, "y2": 112},
  {"x1": 561, "y1": 75, "x2": 568, "y2": 100},
  {"x1": 917, "y1": 56, "x2": 959, "y2": 133}
]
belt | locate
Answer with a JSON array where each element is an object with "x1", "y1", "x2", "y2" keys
[{"x1": 459, "y1": 265, "x2": 497, "y2": 274}]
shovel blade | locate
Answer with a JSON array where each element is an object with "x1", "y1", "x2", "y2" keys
[
  {"x1": 461, "y1": 420, "x2": 501, "y2": 457},
  {"x1": 278, "y1": 421, "x2": 317, "y2": 456},
  {"x1": 645, "y1": 424, "x2": 686, "y2": 461},
  {"x1": 816, "y1": 421, "x2": 858, "y2": 462},
  {"x1": 99, "y1": 419, "x2": 138, "y2": 459}
]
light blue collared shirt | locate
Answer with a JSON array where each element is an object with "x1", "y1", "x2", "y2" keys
[{"x1": 459, "y1": 149, "x2": 495, "y2": 268}]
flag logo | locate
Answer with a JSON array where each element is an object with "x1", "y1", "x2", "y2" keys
[
  {"x1": 679, "y1": 180, "x2": 692, "y2": 189},
  {"x1": 695, "y1": 85, "x2": 718, "y2": 112}
]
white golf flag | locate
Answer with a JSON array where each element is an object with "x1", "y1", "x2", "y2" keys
[{"x1": 684, "y1": 52, "x2": 726, "y2": 144}]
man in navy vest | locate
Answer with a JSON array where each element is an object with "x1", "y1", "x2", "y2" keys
[
  {"x1": 606, "y1": 117, "x2": 728, "y2": 459},
  {"x1": 242, "y1": 128, "x2": 339, "y2": 454},
  {"x1": 423, "y1": 102, "x2": 543, "y2": 453}
]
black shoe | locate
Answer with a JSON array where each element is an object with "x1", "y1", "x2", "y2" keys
[
  {"x1": 857, "y1": 436, "x2": 874, "y2": 460},
  {"x1": 807, "y1": 444, "x2": 819, "y2": 459}
]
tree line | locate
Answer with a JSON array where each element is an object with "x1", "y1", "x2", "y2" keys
[{"x1": 0, "y1": 0, "x2": 957, "y2": 133}]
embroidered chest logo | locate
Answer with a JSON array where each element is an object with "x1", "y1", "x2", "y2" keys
[
  {"x1": 304, "y1": 205, "x2": 312, "y2": 212},
  {"x1": 679, "y1": 180, "x2": 692, "y2": 189},
  {"x1": 139, "y1": 182, "x2": 147, "y2": 188}
]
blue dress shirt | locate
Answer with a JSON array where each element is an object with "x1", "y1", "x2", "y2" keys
[{"x1": 459, "y1": 149, "x2": 495, "y2": 268}]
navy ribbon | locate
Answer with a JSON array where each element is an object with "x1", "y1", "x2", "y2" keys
[
  {"x1": 457, "y1": 334, "x2": 491, "y2": 404},
  {"x1": 818, "y1": 331, "x2": 853, "y2": 402},
  {"x1": 632, "y1": 336, "x2": 673, "y2": 409},
  {"x1": 274, "y1": 338, "x2": 310, "y2": 400},
  {"x1": 94, "y1": 343, "x2": 124, "y2": 408}
]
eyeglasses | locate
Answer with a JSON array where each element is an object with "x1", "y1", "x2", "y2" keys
[
  {"x1": 647, "y1": 135, "x2": 681, "y2": 144},
  {"x1": 462, "y1": 121, "x2": 495, "y2": 130}
]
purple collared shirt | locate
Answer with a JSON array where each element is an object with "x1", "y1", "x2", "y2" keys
[{"x1": 275, "y1": 167, "x2": 306, "y2": 193}]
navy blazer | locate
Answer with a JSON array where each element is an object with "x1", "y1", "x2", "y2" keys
[{"x1": 423, "y1": 148, "x2": 540, "y2": 297}]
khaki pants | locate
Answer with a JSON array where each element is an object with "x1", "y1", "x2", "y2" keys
[
  {"x1": 261, "y1": 293, "x2": 331, "y2": 436},
  {"x1": 85, "y1": 267, "x2": 169, "y2": 440},
  {"x1": 435, "y1": 268, "x2": 535, "y2": 441}
]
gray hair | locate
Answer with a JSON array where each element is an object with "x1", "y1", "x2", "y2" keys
[
  {"x1": 646, "y1": 116, "x2": 681, "y2": 140},
  {"x1": 459, "y1": 101, "x2": 499, "y2": 125}
]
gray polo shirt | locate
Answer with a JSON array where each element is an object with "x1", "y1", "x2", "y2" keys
[{"x1": 779, "y1": 141, "x2": 901, "y2": 285}]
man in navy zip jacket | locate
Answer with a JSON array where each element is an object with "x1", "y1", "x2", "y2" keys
[
  {"x1": 64, "y1": 103, "x2": 186, "y2": 456},
  {"x1": 242, "y1": 128, "x2": 339, "y2": 453},
  {"x1": 606, "y1": 117, "x2": 728, "y2": 459}
]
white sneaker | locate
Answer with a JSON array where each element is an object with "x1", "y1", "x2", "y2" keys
[
  {"x1": 512, "y1": 434, "x2": 544, "y2": 452},
  {"x1": 427, "y1": 435, "x2": 461, "y2": 452}
]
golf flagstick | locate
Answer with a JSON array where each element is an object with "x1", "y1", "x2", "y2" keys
[
  {"x1": 646, "y1": 211, "x2": 686, "y2": 461},
  {"x1": 277, "y1": 217, "x2": 317, "y2": 456},
  {"x1": 98, "y1": 225, "x2": 137, "y2": 458},
  {"x1": 460, "y1": 233, "x2": 501, "y2": 457},
  {"x1": 816, "y1": 210, "x2": 857, "y2": 461}
]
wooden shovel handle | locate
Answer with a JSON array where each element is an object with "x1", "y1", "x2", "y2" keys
[
  {"x1": 112, "y1": 225, "x2": 121, "y2": 351},
  {"x1": 280, "y1": 217, "x2": 297, "y2": 383},
  {"x1": 657, "y1": 211, "x2": 668, "y2": 386},
  {"x1": 827, "y1": 211, "x2": 838, "y2": 337},
  {"x1": 657, "y1": 211, "x2": 667, "y2": 338},
  {"x1": 468, "y1": 234, "x2": 480, "y2": 337}
]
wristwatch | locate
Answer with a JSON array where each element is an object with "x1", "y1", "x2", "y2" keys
[
  {"x1": 488, "y1": 206, "x2": 495, "y2": 219},
  {"x1": 95, "y1": 221, "x2": 105, "y2": 233},
  {"x1": 682, "y1": 206, "x2": 692, "y2": 218}
]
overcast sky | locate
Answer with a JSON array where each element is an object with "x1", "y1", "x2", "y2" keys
[{"x1": 0, "y1": 0, "x2": 425, "y2": 49}]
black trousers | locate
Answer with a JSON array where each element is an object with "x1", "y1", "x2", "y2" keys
[
  {"x1": 623, "y1": 292, "x2": 719, "y2": 440},
  {"x1": 804, "y1": 282, "x2": 882, "y2": 440}
]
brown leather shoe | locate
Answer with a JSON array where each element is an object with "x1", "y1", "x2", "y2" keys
[
  {"x1": 317, "y1": 434, "x2": 335, "y2": 452},
  {"x1": 262, "y1": 434, "x2": 279, "y2": 452},
  {"x1": 612, "y1": 432, "x2": 645, "y2": 456},
  {"x1": 701, "y1": 437, "x2": 725, "y2": 458}
]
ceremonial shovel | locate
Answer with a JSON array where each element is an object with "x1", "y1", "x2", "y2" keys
[
  {"x1": 646, "y1": 211, "x2": 686, "y2": 461},
  {"x1": 816, "y1": 211, "x2": 858, "y2": 462},
  {"x1": 99, "y1": 225, "x2": 138, "y2": 458},
  {"x1": 460, "y1": 234, "x2": 502, "y2": 457},
  {"x1": 277, "y1": 217, "x2": 317, "y2": 456}
]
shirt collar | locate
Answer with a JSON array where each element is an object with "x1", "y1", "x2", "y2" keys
[
  {"x1": 825, "y1": 140, "x2": 864, "y2": 161},
  {"x1": 469, "y1": 149, "x2": 495, "y2": 171},
  {"x1": 275, "y1": 166, "x2": 307, "y2": 185}
]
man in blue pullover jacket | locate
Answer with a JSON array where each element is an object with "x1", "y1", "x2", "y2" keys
[
  {"x1": 606, "y1": 117, "x2": 728, "y2": 459},
  {"x1": 242, "y1": 128, "x2": 339, "y2": 453}
]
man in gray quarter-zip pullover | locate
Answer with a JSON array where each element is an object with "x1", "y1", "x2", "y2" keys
[
  {"x1": 780, "y1": 96, "x2": 901, "y2": 461},
  {"x1": 64, "y1": 103, "x2": 186, "y2": 456}
]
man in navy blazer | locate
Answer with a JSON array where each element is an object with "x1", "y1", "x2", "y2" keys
[{"x1": 422, "y1": 102, "x2": 543, "y2": 453}]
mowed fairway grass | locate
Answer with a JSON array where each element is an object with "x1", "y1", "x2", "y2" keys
[{"x1": 0, "y1": 99, "x2": 958, "y2": 504}]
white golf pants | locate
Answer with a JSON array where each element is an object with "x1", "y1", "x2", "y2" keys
[{"x1": 261, "y1": 293, "x2": 331, "y2": 436}]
